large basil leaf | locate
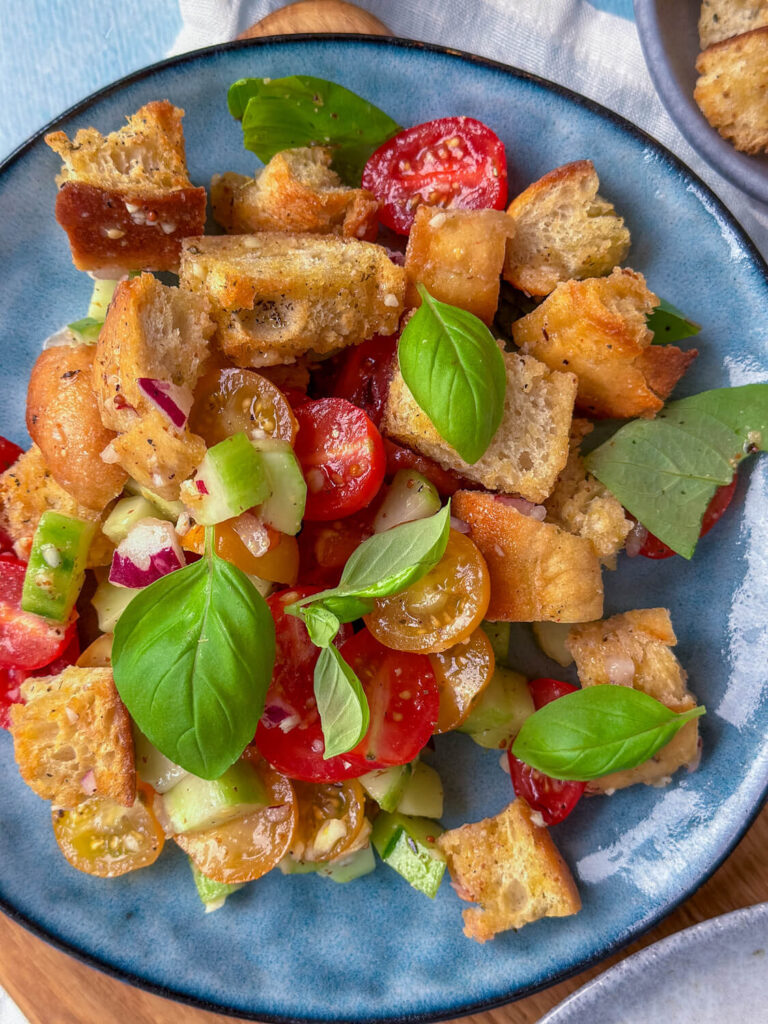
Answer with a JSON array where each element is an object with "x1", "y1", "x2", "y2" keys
[
  {"x1": 648, "y1": 298, "x2": 701, "y2": 344},
  {"x1": 398, "y1": 286, "x2": 507, "y2": 464},
  {"x1": 585, "y1": 384, "x2": 768, "y2": 558},
  {"x1": 314, "y1": 644, "x2": 370, "y2": 759},
  {"x1": 512, "y1": 685, "x2": 705, "y2": 781},
  {"x1": 112, "y1": 552, "x2": 275, "y2": 779},
  {"x1": 228, "y1": 75, "x2": 400, "y2": 184}
]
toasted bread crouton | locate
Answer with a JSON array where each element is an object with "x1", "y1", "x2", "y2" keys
[
  {"x1": 381, "y1": 352, "x2": 576, "y2": 503},
  {"x1": 437, "y1": 799, "x2": 581, "y2": 943},
  {"x1": 695, "y1": 28, "x2": 768, "y2": 153},
  {"x1": 26, "y1": 344, "x2": 127, "y2": 512},
  {"x1": 0, "y1": 446, "x2": 114, "y2": 566},
  {"x1": 179, "y1": 234, "x2": 405, "y2": 367},
  {"x1": 46, "y1": 101, "x2": 206, "y2": 273},
  {"x1": 545, "y1": 419, "x2": 631, "y2": 563},
  {"x1": 568, "y1": 609, "x2": 700, "y2": 791},
  {"x1": 211, "y1": 147, "x2": 379, "y2": 239},
  {"x1": 511, "y1": 268, "x2": 697, "y2": 418},
  {"x1": 452, "y1": 490, "x2": 604, "y2": 622},
  {"x1": 108, "y1": 409, "x2": 206, "y2": 501},
  {"x1": 405, "y1": 206, "x2": 514, "y2": 323},
  {"x1": 503, "y1": 160, "x2": 630, "y2": 297},
  {"x1": 699, "y1": 0, "x2": 768, "y2": 50},
  {"x1": 10, "y1": 667, "x2": 135, "y2": 810}
]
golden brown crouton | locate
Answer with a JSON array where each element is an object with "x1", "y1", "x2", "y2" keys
[
  {"x1": 568, "y1": 609, "x2": 700, "y2": 792},
  {"x1": 211, "y1": 147, "x2": 379, "y2": 239},
  {"x1": 545, "y1": 419, "x2": 631, "y2": 563},
  {"x1": 108, "y1": 409, "x2": 206, "y2": 502},
  {"x1": 503, "y1": 160, "x2": 630, "y2": 296},
  {"x1": 179, "y1": 233, "x2": 405, "y2": 367},
  {"x1": 10, "y1": 667, "x2": 135, "y2": 810},
  {"x1": 699, "y1": 0, "x2": 768, "y2": 50},
  {"x1": 382, "y1": 351, "x2": 576, "y2": 504},
  {"x1": 695, "y1": 28, "x2": 768, "y2": 153},
  {"x1": 437, "y1": 799, "x2": 581, "y2": 943},
  {"x1": 0, "y1": 446, "x2": 114, "y2": 566},
  {"x1": 404, "y1": 206, "x2": 514, "y2": 323},
  {"x1": 452, "y1": 490, "x2": 604, "y2": 622},
  {"x1": 46, "y1": 101, "x2": 206, "y2": 273},
  {"x1": 26, "y1": 344, "x2": 127, "y2": 512},
  {"x1": 511, "y1": 268, "x2": 697, "y2": 418}
]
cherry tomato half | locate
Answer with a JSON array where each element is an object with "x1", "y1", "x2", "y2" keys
[
  {"x1": 430, "y1": 627, "x2": 495, "y2": 734},
  {"x1": 294, "y1": 398, "x2": 386, "y2": 521},
  {"x1": 383, "y1": 439, "x2": 475, "y2": 498},
  {"x1": 0, "y1": 436, "x2": 22, "y2": 474},
  {"x1": 364, "y1": 530, "x2": 491, "y2": 654},
  {"x1": 0, "y1": 559, "x2": 76, "y2": 670},
  {"x1": 292, "y1": 778, "x2": 367, "y2": 862},
  {"x1": 637, "y1": 478, "x2": 738, "y2": 559},
  {"x1": 508, "y1": 678, "x2": 586, "y2": 826},
  {"x1": 0, "y1": 666, "x2": 26, "y2": 730},
  {"x1": 190, "y1": 366, "x2": 298, "y2": 447},
  {"x1": 331, "y1": 335, "x2": 397, "y2": 427},
  {"x1": 296, "y1": 495, "x2": 384, "y2": 588},
  {"x1": 362, "y1": 116, "x2": 508, "y2": 234}
]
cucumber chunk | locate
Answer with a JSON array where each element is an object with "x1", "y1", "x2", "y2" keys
[
  {"x1": 278, "y1": 857, "x2": 322, "y2": 876},
  {"x1": 532, "y1": 621, "x2": 575, "y2": 667},
  {"x1": 372, "y1": 812, "x2": 445, "y2": 898},
  {"x1": 133, "y1": 726, "x2": 189, "y2": 794},
  {"x1": 91, "y1": 577, "x2": 138, "y2": 632},
  {"x1": 21, "y1": 512, "x2": 94, "y2": 621},
  {"x1": 481, "y1": 621, "x2": 511, "y2": 666},
  {"x1": 190, "y1": 861, "x2": 244, "y2": 912},
  {"x1": 252, "y1": 439, "x2": 307, "y2": 535},
  {"x1": 87, "y1": 278, "x2": 119, "y2": 321},
  {"x1": 360, "y1": 763, "x2": 414, "y2": 812},
  {"x1": 321, "y1": 845, "x2": 375, "y2": 883},
  {"x1": 192, "y1": 433, "x2": 271, "y2": 526},
  {"x1": 163, "y1": 761, "x2": 268, "y2": 834},
  {"x1": 103, "y1": 496, "x2": 159, "y2": 545},
  {"x1": 457, "y1": 665, "x2": 534, "y2": 749},
  {"x1": 125, "y1": 479, "x2": 184, "y2": 521},
  {"x1": 373, "y1": 470, "x2": 440, "y2": 532},
  {"x1": 396, "y1": 762, "x2": 443, "y2": 819}
]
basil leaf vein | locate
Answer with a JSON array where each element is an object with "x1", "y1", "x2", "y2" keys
[
  {"x1": 112, "y1": 551, "x2": 275, "y2": 779},
  {"x1": 512, "y1": 685, "x2": 705, "y2": 781},
  {"x1": 314, "y1": 645, "x2": 370, "y2": 759},
  {"x1": 648, "y1": 298, "x2": 701, "y2": 344},
  {"x1": 398, "y1": 286, "x2": 507, "y2": 464}
]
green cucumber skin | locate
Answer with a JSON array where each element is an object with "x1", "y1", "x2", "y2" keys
[
  {"x1": 103, "y1": 496, "x2": 159, "y2": 545},
  {"x1": 373, "y1": 469, "x2": 440, "y2": 533},
  {"x1": 279, "y1": 845, "x2": 376, "y2": 882},
  {"x1": 396, "y1": 762, "x2": 443, "y2": 819},
  {"x1": 252, "y1": 441, "x2": 307, "y2": 535},
  {"x1": 457, "y1": 665, "x2": 534, "y2": 749},
  {"x1": 190, "y1": 861, "x2": 243, "y2": 911},
  {"x1": 372, "y1": 812, "x2": 445, "y2": 899},
  {"x1": 21, "y1": 512, "x2": 94, "y2": 621},
  {"x1": 163, "y1": 761, "x2": 268, "y2": 834},
  {"x1": 196, "y1": 433, "x2": 271, "y2": 525},
  {"x1": 360, "y1": 763, "x2": 414, "y2": 812}
]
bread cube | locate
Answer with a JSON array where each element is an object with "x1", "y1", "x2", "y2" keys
[
  {"x1": 695, "y1": 28, "x2": 768, "y2": 153},
  {"x1": 699, "y1": 0, "x2": 768, "y2": 49}
]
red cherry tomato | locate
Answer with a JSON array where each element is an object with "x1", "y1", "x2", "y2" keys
[
  {"x1": 294, "y1": 398, "x2": 386, "y2": 522},
  {"x1": 383, "y1": 439, "x2": 475, "y2": 498},
  {"x1": 0, "y1": 436, "x2": 22, "y2": 474},
  {"x1": 362, "y1": 116, "x2": 508, "y2": 234},
  {"x1": 638, "y1": 478, "x2": 737, "y2": 559},
  {"x1": 0, "y1": 666, "x2": 27, "y2": 730},
  {"x1": 508, "y1": 677, "x2": 586, "y2": 826},
  {"x1": 331, "y1": 335, "x2": 397, "y2": 427},
  {"x1": 298, "y1": 508, "x2": 378, "y2": 588},
  {"x1": 0, "y1": 560, "x2": 76, "y2": 670}
]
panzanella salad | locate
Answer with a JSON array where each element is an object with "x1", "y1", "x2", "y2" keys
[{"x1": 1, "y1": 77, "x2": 765, "y2": 942}]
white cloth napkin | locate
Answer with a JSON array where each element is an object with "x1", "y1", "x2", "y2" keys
[
  {"x1": 171, "y1": 0, "x2": 768, "y2": 261},
  {"x1": 0, "y1": 989, "x2": 27, "y2": 1024}
]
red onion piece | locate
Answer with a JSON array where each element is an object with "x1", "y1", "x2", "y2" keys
[
  {"x1": 384, "y1": 247, "x2": 405, "y2": 266},
  {"x1": 109, "y1": 518, "x2": 185, "y2": 589},
  {"x1": 80, "y1": 770, "x2": 97, "y2": 796},
  {"x1": 625, "y1": 521, "x2": 648, "y2": 558},
  {"x1": 603, "y1": 653, "x2": 636, "y2": 687},
  {"x1": 196, "y1": 479, "x2": 209, "y2": 495},
  {"x1": 450, "y1": 515, "x2": 471, "y2": 534},
  {"x1": 262, "y1": 704, "x2": 290, "y2": 728},
  {"x1": 137, "y1": 378, "x2": 193, "y2": 429},
  {"x1": 494, "y1": 494, "x2": 546, "y2": 520},
  {"x1": 232, "y1": 513, "x2": 270, "y2": 558}
]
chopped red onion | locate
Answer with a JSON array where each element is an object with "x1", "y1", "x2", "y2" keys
[
  {"x1": 80, "y1": 770, "x2": 97, "y2": 796},
  {"x1": 232, "y1": 513, "x2": 270, "y2": 558},
  {"x1": 494, "y1": 494, "x2": 546, "y2": 519},
  {"x1": 109, "y1": 518, "x2": 185, "y2": 588},
  {"x1": 262, "y1": 704, "x2": 291, "y2": 728},
  {"x1": 100, "y1": 442, "x2": 121, "y2": 465},
  {"x1": 450, "y1": 515, "x2": 471, "y2": 534},
  {"x1": 625, "y1": 520, "x2": 648, "y2": 558},
  {"x1": 196, "y1": 479, "x2": 209, "y2": 495},
  {"x1": 603, "y1": 653, "x2": 636, "y2": 687},
  {"x1": 384, "y1": 247, "x2": 405, "y2": 266},
  {"x1": 137, "y1": 378, "x2": 193, "y2": 429}
]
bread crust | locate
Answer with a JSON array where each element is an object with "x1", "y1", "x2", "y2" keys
[
  {"x1": 695, "y1": 27, "x2": 768, "y2": 153},
  {"x1": 698, "y1": 1, "x2": 768, "y2": 50}
]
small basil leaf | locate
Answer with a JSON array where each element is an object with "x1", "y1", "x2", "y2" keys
[
  {"x1": 228, "y1": 75, "x2": 400, "y2": 184},
  {"x1": 314, "y1": 645, "x2": 370, "y2": 759},
  {"x1": 585, "y1": 384, "x2": 768, "y2": 558},
  {"x1": 648, "y1": 298, "x2": 701, "y2": 343},
  {"x1": 317, "y1": 594, "x2": 375, "y2": 624},
  {"x1": 112, "y1": 552, "x2": 275, "y2": 779},
  {"x1": 398, "y1": 286, "x2": 507, "y2": 464},
  {"x1": 302, "y1": 604, "x2": 341, "y2": 648},
  {"x1": 512, "y1": 685, "x2": 706, "y2": 781}
]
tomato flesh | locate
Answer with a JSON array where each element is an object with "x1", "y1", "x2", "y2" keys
[
  {"x1": 0, "y1": 559, "x2": 76, "y2": 670},
  {"x1": 362, "y1": 116, "x2": 508, "y2": 234},
  {"x1": 292, "y1": 778, "x2": 366, "y2": 862},
  {"x1": 383, "y1": 439, "x2": 475, "y2": 498},
  {"x1": 637, "y1": 478, "x2": 737, "y2": 559},
  {"x1": 331, "y1": 335, "x2": 398, "y2": 427},
  {"x1": 190, "y1": 366, "x2": 298, "y2": 447},
  {"x1": 0, "y1": 436, "x2": 22, "y2": 474},
  {"x1": 430, "y1": 628, "x2": 495, "y2": 734},
  {"x1": 294, "y1": 398, "x2": 386, "y2": 521},
  {"x1": 508, "y1": 678, "x2": 586, "y2": 826}
]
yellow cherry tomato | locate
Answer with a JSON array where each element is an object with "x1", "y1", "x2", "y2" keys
[
  {"x1": 291, "y1": 779, "x2": 367, "y2": 862},
  {"x1": 364, "y1": 530, "x2": 491, "y2": 654},
  {"x1": 190, "y1": 366, "x2": 298, "y2": 447},
  {"x1": 429, "y1": 628, "x2": 495, "y2": 733},
  {"x1": 183, "y1": 521, "x2": 299, "y2": 584},
  {"x1": 76, "y1": 633, "x2": 113, "y2": 668}
]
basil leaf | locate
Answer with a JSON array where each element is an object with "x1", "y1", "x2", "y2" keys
[
  {"x1": 399, "y1": 286, "x2": 507, "y2": 464},
  {"x1": 585, "y1": 384, "x2": 768, "y2": 558},
  {"x1": 318, "y1": 594, "x2": 375, "y2": 624},
  {"x1": 228, "y1": 75, "x2": 400, "y2": 185},
  {"x1": 512, "y1": 685, "x2": 706, "y2": 781},
  {"x1": 112, "y1": 552, "x2": 275, "y2": 779},
  {"x1": 302, "y1": 604, "x2": 341, "y2": 648},
  {"x1": 314, "y1": 645, "x2": 370, "y2": 759},
  {"x1": 648, "y1": 298, "x2": 701, "y2": 344}
]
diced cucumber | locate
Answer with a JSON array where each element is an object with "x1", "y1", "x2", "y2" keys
[
  {"x1": 252, "y1": 439, "x2": 307, "y2": 536},
  {"x1": 396, "y1": 762, "x2": 443, "y2": 819},
  {"x1": 321, "y1": 845, "x2": 376, "y2": 883},
  {"x1": 372, "y1": 812, "x2": 445, "y2": 899},
  {"x1": 21, "y1": 512, "x2": 95, "y2": 621},
  {"x1": 103, "y1": 496, "x2": 159, "y2": 545},
  {"x1": 457, "y1": 665, "x2": 534, "y2": 749},
  {"x1": 532, "y1": 621, "x2": 575, "y2": 667},
  {"x1": 246, "y1": 573, "x2": 273, "y2": 598},
  {"x1": 125, "y1": 479, "x2": 184, "y2": 521},
  {"x1": 373, "y1": 470, "x2": 440, "y2": 533},
  {"x1": 91, "y1": 576, "x2": 138, "y2": 632},
  {"x1": 192, "y1": 433, "x2": 271, "y2": 526},
  {"x1": 133, "y1": 726, "x2": 189, "y2": 794},
  {"x1": 67, "y1": 317, "x2": 103, "y2": 344},
  {"x1": 163, "y1": 760, "x2": 268, "y2": 834},
  {"x1": 360, "y1": 763, "x2": 414, "y2": 812},
  {"x1": 278, "y1": 857, "x2": 322, "y2": 876},
  {"x1": 481, "y1": 621, "x2": 511, "y2": 666},
  {"x1": 190, "y1": 860, "x2": 244, "y2": 912},
  {"x1": 87, "y1": 278, "x2": 119, "y2": 321}
]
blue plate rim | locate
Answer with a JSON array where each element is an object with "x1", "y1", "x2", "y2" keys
[{"x1": 1, "y1": 31, "x2": 767, "y2": 1024}]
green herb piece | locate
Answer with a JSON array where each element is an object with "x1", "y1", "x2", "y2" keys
[
  {"x1": 228, "y1": 75, "x2": 400, "y2": 184},
  {"x1": 648, "y1": 298, "x2": 701, "y2": 343},
  {"x1": 398, "y1": 286, "x2": 507, "y2": 464},
  {"x1": 302, "y1": 604, "x2": 341, "y2": 648},
  {"x1": 112, "y1": 544, "x2": 275, "y2": 780},
  {"x1": 585, "y1": 384, "x2": 768, "y2": 558},
  {"x1": 67, "y1": 317, "x2": 103, "y2": 344},
  {"x1": 313, "y1": 644, "x2": 370, "y2": 759},
  {"x1": 511, "y1": 685, "x2": 705, "y2": 781},
  {"x1": 22, "y1": 512, "x2": 95, "y2": 622}
]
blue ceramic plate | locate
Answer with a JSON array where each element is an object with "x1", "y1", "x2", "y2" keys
[{"x1": 0, "y1": 36, "x2": 767, "y2": 1024}]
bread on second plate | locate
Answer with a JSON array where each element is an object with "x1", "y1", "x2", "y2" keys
[
  {"x1": 695, "y1": 26, "x2": 768, "y2": 154},
  {"x1": 698, "y1": 0, "x2": 768, "y2": 49}
]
